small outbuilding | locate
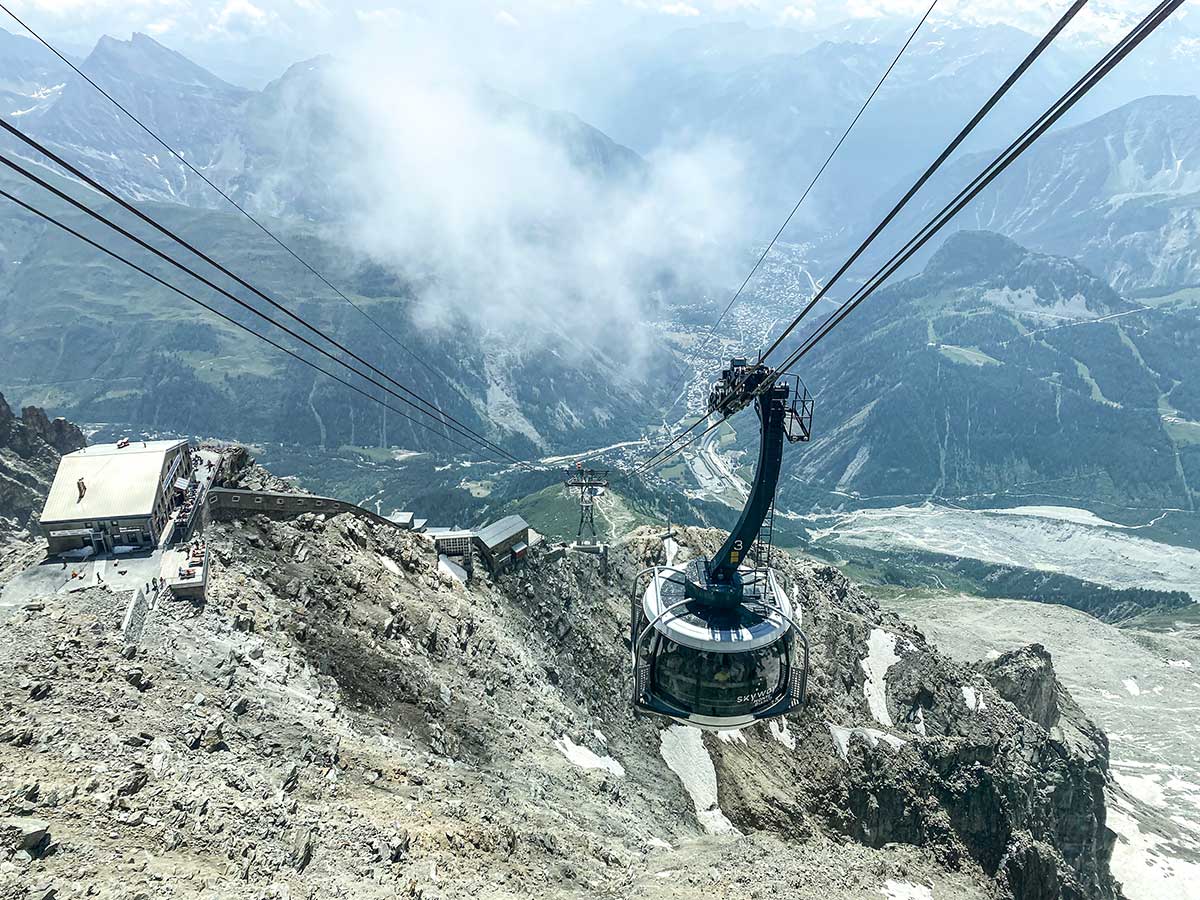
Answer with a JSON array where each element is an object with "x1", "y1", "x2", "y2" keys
[
  {"x1": 476, "y1": 515, "x2": 530, "y2": 574},
  {"x1": 389, "y1": 511, "x2": 415, "y2": 530}
]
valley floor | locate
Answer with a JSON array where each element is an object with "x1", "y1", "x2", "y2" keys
[{"x1": 805, "y1": 503, "x2": 1200, "y2": 599}]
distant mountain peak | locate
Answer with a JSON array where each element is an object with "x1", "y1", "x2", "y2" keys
[
  {"x1": 926, "y1": 230, "x2": 1028, "y2": 275},
  {"x1": 921, "y1": 230, "x2": 1127, "y2": 317},
  {"x1": 1087, "y1": 92, "x2": 1200, "y2": 124},
  {"x1": 85, "y1": 31, "x2": 244, "y2": 94}
]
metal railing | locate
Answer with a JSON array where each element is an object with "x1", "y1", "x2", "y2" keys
[{"x1": 631, "y1": 564, "x2": 809, "y2": 713}]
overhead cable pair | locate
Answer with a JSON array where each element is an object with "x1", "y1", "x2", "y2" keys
[{"x1": 640, "y1": 0, "x2": 1180, "y2": 474}]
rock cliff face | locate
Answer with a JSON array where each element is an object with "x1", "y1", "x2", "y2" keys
[
  {"x1": 0, "y1": 393, "x2": 85, "y2": 548},
  {"x1": 0, "y1": 481, "x2": 1120, "y2": 899}
]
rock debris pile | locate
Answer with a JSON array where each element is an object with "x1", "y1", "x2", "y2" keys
[{"x1": 0, "y1": 489, "x2": 1122, "y2": 899}]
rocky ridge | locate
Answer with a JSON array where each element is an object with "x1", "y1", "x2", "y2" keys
[
  {"x1": 211, "y1": 444, "x2": 305, "y2": 495},
  {"x1": 0, "y1": 392, "x2": 84, "y2": 562},
  {"x1": 0, "y1": 462, "x2": 1122, "y2": 899}
]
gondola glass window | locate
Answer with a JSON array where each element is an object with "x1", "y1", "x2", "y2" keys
[{"x1": 652, "y1": 639, "x2": 789, "y2": 718}]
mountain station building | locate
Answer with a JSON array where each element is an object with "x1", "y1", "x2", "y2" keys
[
  {"x1": 476, "y1": 515, "x2": 531, "y2": 574},
  {"x1": 40, "y1": 439, "x2": 193, "y2": 555}
]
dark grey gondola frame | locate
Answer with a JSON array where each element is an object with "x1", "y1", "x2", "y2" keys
[{"x1": 631, "y1": 565, "x2": 809, "y2": 729}]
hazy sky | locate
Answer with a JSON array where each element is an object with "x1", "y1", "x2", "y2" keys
[
  {"x1": 1, "y1": 0, "x2": 1192, "y2": 362},
  {"x1": 4, "y1": 1, "x2": 1183, "y2": 87}
]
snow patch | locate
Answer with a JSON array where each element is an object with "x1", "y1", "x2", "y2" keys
[
  {"x1": 1168, "y1": 659, "x2": 1192, "y2": 669},
  {"x1": 554, "y1": 735, "x2": 624, "y2": 778},
  {"x1": 769, "y1": 719, "x2": 796, "y2": 751},
  {"x1": 377, "y1": 554, "x2": 400, "y2": 576},
  {"x1": 437, "y1": 554, "x2": 467, "y2": 584},
  {"x1": 659, "y1": 726, "x2": 739, "y2": 836},
  {"x1": 1123, "y1": 678, "x2": 1141, "y2": 697},
  {"x1": 829, "y1": 724, "x2": 852, "y2": 760},
  {"x1": 879, "y1": 881, "x2": 933, "y2": 900},
  {"x1": 1108, "y1": 801, "x2": 1200, "y2": 900},
  {"x1": 962, "y1": 685, "x2": 986, "y2": 712},
  {"x1": 1117, "y1": 772, "x2": 1167, "y2": 808},
  {"x1": 861, "y1": 628, "x2": 900, "y2": 726},
  {"x1": 829, "y1": 724, "x2": 907, "y2": 761},
  {"x1": 715, "y1": 729, "x2": 747, "y2": 745}
]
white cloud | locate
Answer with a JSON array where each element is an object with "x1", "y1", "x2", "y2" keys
[
  {"x1": 495, "y1": 9, "x2": 520, "y2": 27},
  {"x1": 353, "y1": 7, "x2": 411, "y2": 26},
  {"x1": 778, "y1": 3, "x2": 815, "y2": 25},
  {"x1": 18, "y1": 0, "x2": 181, "y2": 16},
  {"x1": 660, "y1": 2, "x2": 701, "y2": 15},
  {"x1": 213, "y1": 0, "x2": 271, "y2": 34},
  {"x1": 319, "y1": 50, "x2": 750, "y2": 363}
]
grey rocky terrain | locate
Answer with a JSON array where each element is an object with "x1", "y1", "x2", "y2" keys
[
  {"x1": 0, "y1": 458, "x2": 1124, "y2": 899},
  {"x1": 886, "y1": 592, "x2": 1200, "y2": 900},
  {"x1": 211, "y1": 445, "x2": 305, "y2": 495}
]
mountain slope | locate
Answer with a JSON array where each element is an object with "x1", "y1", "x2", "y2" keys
[
  {"x1": 577, "y1": 22, "x2": 1082, "y2": 231},
  {"x1": 0, "y1": 167, "x2": 671, "y2": 454},
  {"x1": 24, "y1": 33, "x2": 251, "y2": 205},
  {"x1": 8, "y1": 32, "x2": 645, "y2": 222},
  {"x1": 0, "y1": 27, "x2": 71, "y2": 117},
  {"x1": 770, "y1": 231, "x2": 1199, "y2": 514},
  {"x1": 894, "y1": 95, "x2": 1200, "y2": 293}
]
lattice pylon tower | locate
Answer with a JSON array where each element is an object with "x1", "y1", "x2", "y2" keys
[{"x1": 564, "y1": 465, "x2": 610, "y2": 541}]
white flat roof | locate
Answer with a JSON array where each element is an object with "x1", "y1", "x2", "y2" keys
[{"x1": 41, "y1": 439, "x2": 187, "y2": 524}]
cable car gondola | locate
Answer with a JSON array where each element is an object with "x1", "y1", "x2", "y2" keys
[{"x1": 631, "y1": 360, "x2": 813, "y2": 729}]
